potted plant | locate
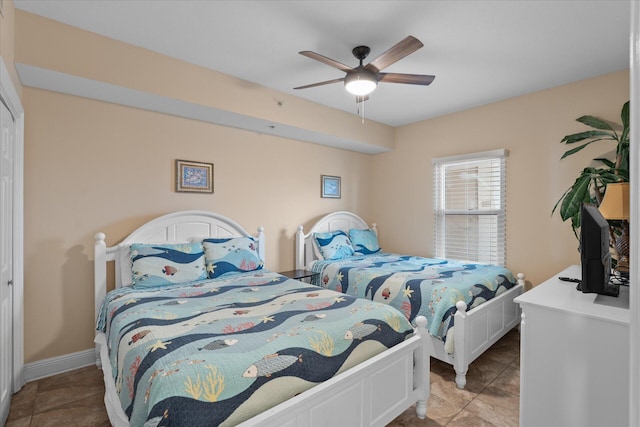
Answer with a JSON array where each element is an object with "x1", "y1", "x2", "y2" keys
[
  {"x1": 553, "y1": 101, "x2": 630, "y2": 271},
  {"x1": 553, "y1": 101, "x2": 629, "y2": 235}
]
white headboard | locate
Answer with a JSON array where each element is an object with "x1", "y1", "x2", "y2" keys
[
  {"x1": 94, "y1": 210, "x2": 265, "y2": 323},
  {"x1": 295, "y1": 211, "x2": 375, "y2": 270}
]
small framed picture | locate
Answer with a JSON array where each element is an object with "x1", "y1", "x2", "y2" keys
[
  {"x1": 321, "y1": 175, "x2": 341, "y2": 198},
  {"x1": 176, "y1": 160, "x2": 214, "y2": 193}
]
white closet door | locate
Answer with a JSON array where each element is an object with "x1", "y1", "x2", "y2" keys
[{"x1": 0, "y1": 97, "x2": 14, "y2": 425}]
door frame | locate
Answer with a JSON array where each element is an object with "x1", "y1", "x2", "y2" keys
[
  {"x1": 0, "y1": 55, "x2": 25, "y2": 392},
  {"x1": 630, "y1": 1, "x2": 639, "y2": 425}
]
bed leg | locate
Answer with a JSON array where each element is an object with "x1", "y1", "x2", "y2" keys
[
  {"x1": 415, "y1": 399, "x2": 427, "y2": 419},
  {"x1": 455, "y1": 369, "x2": 467, "y2": 389},
  {"x1": 94, "y1": 337, "x2": 103, "y2": 368},
  {"x1": 413, "y1": 316, "x2": 431, "y2": 420},
  {"x1": 295, "y1": 225, "x2": 305, "y2": 270},
  {"x1": 453, "y1": 300, "x2": 468, "y2": 389}
]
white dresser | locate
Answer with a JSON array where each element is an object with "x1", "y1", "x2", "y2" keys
[{"x1": 514, "y1": 265, "x2": 630, "y2": 427}]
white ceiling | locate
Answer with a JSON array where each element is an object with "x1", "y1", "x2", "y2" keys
[{"x1": 13, "y1": 0, "x2": 631, "y2": 127}]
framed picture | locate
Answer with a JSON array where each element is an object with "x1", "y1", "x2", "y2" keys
[
  {"x1": 321, "y1": 175, "x2": 341, "y2": 198},
  {"x1": 175, "y1": 159, "x2": 214, "y2": 193}
]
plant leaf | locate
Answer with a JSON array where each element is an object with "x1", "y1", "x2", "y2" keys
[
  {"x1": 619, "y1": 101, "x2": 630, "y2": 151},
  {"x1": 571, "y1": 215, "x2": 581, "y2": 239},
  {"x1": 552, "y1": 186, "x2": 574, "y2": 214},
  {"x1": 621, "y1": 101, "x2": 630, "y2": 130},
  {"x1": 561, "y1": 130, "x2": 614, "y2": 144},
  {"x1": 601, "y1": 170, "x2": 628, "y2": 182},
  {"x1": 576, "y1": 115, "x2": 615, "y2": 131},
  {"x1": 594, "y1": 158, "x2": 616, "y2": 168},
  {"x1": 617, "y1": 149, "x2": 630, "y2": 173},
  {"x1": 560, "y1": 137, "x2": 612, "y2": 159},
  {"x1": 559, "y1": 174, "x2": 591, "y2": 221}
]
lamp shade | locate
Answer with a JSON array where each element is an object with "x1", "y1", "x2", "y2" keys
[
  {"x1": 598, "y1": 182, "x2": 630, "y2": 220},
  {"x1": 344, "y1": 71, "x2": 377, "y2": 96}
]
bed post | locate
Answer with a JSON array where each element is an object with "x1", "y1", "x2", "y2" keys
[
  {"x1": 413, "y1": 315, "x2": 431, "y2": 419},
  {"x1": 516, "y1": 273, "x2": 525, "y2": 332},
  {"x1": 295, "y1": 225, "x2": 305, "y2": 270},
  {"x1": 453, "y1": 300, "x2": 468, "y2": 389},
  {"x1": 256, "y1": 226, "x2": 265, "y2": 263},
  {"x1": 94, "y1": 232, "x2": 107, "y2": 366}
]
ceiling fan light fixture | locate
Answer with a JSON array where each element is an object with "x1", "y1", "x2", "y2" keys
[{"x1": 344, "y1": 71, "x2": 377, "y2": 96}]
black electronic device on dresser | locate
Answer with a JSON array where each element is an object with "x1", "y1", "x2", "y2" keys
[{"x1": 578, "y1": 203, "x2": 619, "y2": 297}]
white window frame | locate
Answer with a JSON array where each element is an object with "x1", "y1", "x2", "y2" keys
[{"x1": 432, "y1": 149, "x2": 508, "y2": 266}]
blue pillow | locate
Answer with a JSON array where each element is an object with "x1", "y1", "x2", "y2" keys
[
  {"x1": 202, "y1": 236, "x2": 264, "y2": 278},
  {"x1": 349, "y1": 228, "x2": 381, "y2": 255},
  {"x1": 313, "y1": 230, "x2": 355, "y2": 260},
  {"x1": 130, "y1": 242, "x2": 207, "y2": 288}
]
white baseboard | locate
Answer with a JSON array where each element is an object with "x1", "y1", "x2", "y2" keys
[{"x1": 24, "y1": 348, "x2": 96, "y2": 382}]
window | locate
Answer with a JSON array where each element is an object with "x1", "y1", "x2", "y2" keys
[{"x1": 432, "y1": 149, "x2": 508, "y2": 266}]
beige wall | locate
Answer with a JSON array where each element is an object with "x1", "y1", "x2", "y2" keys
[
  {"x1": 12, "y1": 8, "x2": 630, "y2": 364},
  {"x1": 0, "y1": 0, "x2": 22, "y2": 94},
  {"x1": 372, "y1": 70, "x2": 630, "y2": 287}
]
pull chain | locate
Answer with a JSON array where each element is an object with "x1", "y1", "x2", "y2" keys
[{"x1": 356, "y1": 97, "x2": 366, "y2": 123}]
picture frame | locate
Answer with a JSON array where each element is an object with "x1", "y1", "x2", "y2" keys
[
  {"x1": 175, "y1": 159, "x2": 214, "y2": 193},
  {"x1": 321, "y1": 175, "x2": 341, "y2": 198}
]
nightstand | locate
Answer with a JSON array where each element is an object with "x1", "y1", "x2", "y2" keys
[{"x1": 279, "y1": 269, "x2": 319, "y2": 283}]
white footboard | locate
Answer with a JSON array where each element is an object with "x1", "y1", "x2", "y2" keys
[
  {"x1": 97, "y1": 318, "x2": 432, "y2": 427},
  {"x1": 430, "y1": 275, "x2": 524, "y2": 388},
  {"x1": 242, "y1": 317, "x2": 431, "y2": 427}
]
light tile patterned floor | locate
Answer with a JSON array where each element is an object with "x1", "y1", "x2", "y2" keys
[
  {"x1": 6, "y1": 329, "x2": 520, "y2": 426},
  {"x1": 388, "y1": 328, "x2": 520, "y2": 426}
]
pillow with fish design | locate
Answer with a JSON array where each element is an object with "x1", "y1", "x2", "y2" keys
[
  {"x1": 313, "y1": 230, "x2": 354, "y2": 260},
  {"x1": 202, "y1": 236, "x2": 264, "y2": 279},
  {"x1": 130, "y1": 242, "x2": 207, "y2": 288},
  {"x1": 349, "y1": 228, "x2": 381, "y2": 255}
]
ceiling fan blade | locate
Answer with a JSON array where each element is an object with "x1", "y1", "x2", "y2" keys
[
  {"x1": 378, "y1": 73, "x2": 435, "y2": 85},
  {"x1": 364, "y1": 36, "x2": 423, "y2": 72},
  {"x1": 299, "y1": 51, "x2": 353, "y2": 72},
  {"x1": 294, "y1": 77, "x2": 345, "y2": 90}
]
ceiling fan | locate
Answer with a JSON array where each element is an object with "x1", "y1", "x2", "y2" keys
[{"x1": 294, "y1": 35, "x2": 435, "y2": 102}]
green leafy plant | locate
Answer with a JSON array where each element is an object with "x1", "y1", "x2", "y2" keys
[{"x1": 553, "y1": 101, "x2": 629, "y2": 238}]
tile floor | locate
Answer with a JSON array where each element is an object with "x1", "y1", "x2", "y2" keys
[
  {"x1": 388, "y1": 328, "x2": 520, "y2": 426},
  {"x1": 6, "y1": 328, "x2": 520, "y2": 426}
]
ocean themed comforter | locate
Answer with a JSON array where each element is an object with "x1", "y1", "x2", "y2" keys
[
  {"x1": 96, "y1": 270, "x2": 413, "y2": 427},
  {"x1": 309, "y1": 254, "x2": 517, "y2": 351}
]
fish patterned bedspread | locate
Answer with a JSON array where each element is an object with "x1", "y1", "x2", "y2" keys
[
  {"x1": 309, "y1": 254, "x2": 517, "y2": 347},
  {"x1": 96, "y1": 270, "x2": 414, "y2": 427}
]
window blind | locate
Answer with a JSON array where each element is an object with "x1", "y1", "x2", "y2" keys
[{"x1": 433, "y1": 149, "x2": 507, "y2": 266}]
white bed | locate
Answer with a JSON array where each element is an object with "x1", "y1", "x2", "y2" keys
[
  {"x1": 94, "y1": 210, "x2": 432, "y2": 426},
  {"x1": 295, "y1": 211, "x2": 525, "y2": 389}
]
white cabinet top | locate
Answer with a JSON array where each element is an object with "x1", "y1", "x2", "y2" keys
[{"x1": 514, "y1": 265, "x2": 629, "y2": 325}]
